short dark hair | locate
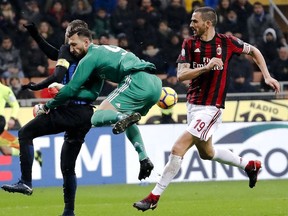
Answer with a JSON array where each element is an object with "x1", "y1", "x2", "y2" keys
[
  {"x1": 67, "y1": 27, "x2": 92, "y2": 41},
  {"x1": 66, "y1": 19, "x2": 89, "y2": 37},
  {"x1": 68, "y1": 19, "x2": 88, "y2": 30},
  {"x1": 194, "y1": 6, "x2": 217, "y2": 26}
]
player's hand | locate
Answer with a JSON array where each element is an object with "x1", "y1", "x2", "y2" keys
[
  {"x1": 205, "y1": 57, "x2": 223, "y2": 71},
  {"x1": 48, "y1": 82, "x2": 64, "y2": 90},
  {"x1": 7, "y1": 117, "x2": 16, "y2": 129},
  {"x1": 23, "y1": 22, "x2": 39, "y2": 37},
  {"x1": 22, "y1": 82, "x2": 38, "y2": 90},
  {"x1": 265, "y1": 77, "x2": 281, "y2": 94},
  {"x1": 33, "y1": 104, "x2": 49, "y2": 117},
  {"x1": 48, "y1": 82, "x2": 64, "y2": 97}
]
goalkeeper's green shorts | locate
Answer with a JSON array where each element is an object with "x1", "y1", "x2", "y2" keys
[{"x1": 106, "y1": 71, "x2": 162, "y2": 116}]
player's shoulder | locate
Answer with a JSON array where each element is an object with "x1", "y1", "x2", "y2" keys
[
  {"x1": 216, "y1": 33, "x2": 242, "y2": 43},
  {"x1": 0, "y1": 83, "x2": 9, "y2": 91},
  {"x1": 0, "y1": 83, "x2": 14, "y2": 97},
  {"x1": 181, "y1": 36, "x2": 199, "y2": 47},
  {"x1": 58, "y1": 44, "x2": 77, "y2": 62},
  {"x1": 59, "y1": 44, "x2": 70, "y2": 52},
  {"x1": 183, "y1": 35, "x2": 198, "y2": 43}
]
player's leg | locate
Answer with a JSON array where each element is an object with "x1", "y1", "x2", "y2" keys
[
  {"x1": 1, "y1": 113, "x2": 61, "y2": 195},
  {"x1": 0, "y1": 146, "x2": 14, "y2": 155},
  {"x1": 192, "y1": 105, "x2": 261, "y2": 188},
  {"x1": 125, "y1": 124, "x2": 154, "y2": 180},
  {"x1": 207, "y1": 139, "x2": 261, "y2": 188},
  {"x1": 91, "y1": 85, "x2": 142, "y2": 135},
  {"x1": 133, "y1": 130, "x2": 193, "y2": 211},
  {"x1": 60, "y1": 132, "x2": 83, "y2": 216},
  {"x1": 0, "y1": 130, "x2": 19, "y2": 156},
  {"x1": 0, "y1": 116, "x2": 19, "y2": 156},
  {"x1": 111, "y1": 72, "x2": 162, "y2": 134},
  {"x1": 91, "y1": 100, "x2": 140, "y2": 130},
  {"x1": 0, "y1": 129, "x2": 42, "y2": 166},
  {"x1": 60, "y1": 104, "x2": 93, "y2": 216},
  {"x1": 0, "y1": 130, "x2": 19, "y2": 149}
]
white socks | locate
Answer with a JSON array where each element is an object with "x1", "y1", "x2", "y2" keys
[
  {"x1": 152, "y1": 154, "x2": 183, "y2": 196},
  {"x1": 212, "y1": 148, "x2": 248, "y2": 169},
  {"x1": 151, "y1": 149, "x2": 248, "y2": 196}
]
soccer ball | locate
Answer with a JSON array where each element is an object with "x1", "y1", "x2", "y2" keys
[{"x1": 157, "y1": 87, "x2": 178, "y2": 109}]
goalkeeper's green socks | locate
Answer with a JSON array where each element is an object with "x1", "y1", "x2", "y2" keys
[
  {"x1": 125, "y1": 124, "x2": 148, "y2": 161},
  {"x1": 91, "y1": 110, "x2": 148, "y2": 161}
]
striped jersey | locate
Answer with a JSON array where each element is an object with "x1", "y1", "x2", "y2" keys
[{"x1": 177, "y1": 33, "x2": 250, "y2": 108}]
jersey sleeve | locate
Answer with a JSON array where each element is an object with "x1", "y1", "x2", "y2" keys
[
  {"x1": 5, "y1": 88, "x2": 20, "y2": 119},
  {"x1": 176, "y1": 38, "x2": 191, "y2": 64},
  {"x1": 75, "y1": 79, "x2": 104, "y2": 101},
  {"x1": 229, "y1": 35, "x2": 251, "y2": 55},
  {"x1": 46, "y1": 51, "x2": 98, "y2": 109},
  {"x1": 56, "y1": 45, "x2": 77, "y2": 70}
]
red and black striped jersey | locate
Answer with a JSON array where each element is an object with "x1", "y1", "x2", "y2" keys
[{"x1": 176, "y1": 33, "x2": 250, "y2": 108}]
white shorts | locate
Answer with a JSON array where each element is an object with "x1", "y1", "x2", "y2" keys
[{"x1": 186, "y1": 103, "x2": 222, "y2": 141}]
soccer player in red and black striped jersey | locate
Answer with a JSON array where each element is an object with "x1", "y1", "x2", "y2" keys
[{"x1": 133, "y1": 6, "x2": 280, "y2": 212}]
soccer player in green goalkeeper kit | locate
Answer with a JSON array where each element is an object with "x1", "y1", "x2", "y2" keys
[{"x1": 38, "y1": 26, "x2": 162, "y2": 181}]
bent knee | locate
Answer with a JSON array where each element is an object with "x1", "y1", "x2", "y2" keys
[
  {"x1": 199, "y1": 152, "x2": 214, "y2": 160},
  {"x1": 171, "y1": 143, "x2": 188, "y2": 157},
  {"x1": 91, "y1": 110, "x2": 103, "y2": 126},
  {"x1": 18, "y1": 126, "x2": 26, "y2": 138}
]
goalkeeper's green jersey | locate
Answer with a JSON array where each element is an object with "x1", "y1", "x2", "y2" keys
[{"x1": 46, "y1": 44, "x2": 157, "y2": 109}]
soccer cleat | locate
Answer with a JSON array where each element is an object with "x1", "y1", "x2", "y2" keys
[
  {"x1": 61, "y1": 209, "x2": 75, "y2": 216},
  {"x1": 112, "y1": 112, "x2": 141, "y2": 134},
  {"x1": 133, "y1": 192, "x2": 160, "y2": 212},
  {"x1": 34, "y1": 150, "x2": 42, "y2": 167},
  {"x1": 245, "y1": 160, "x2": 262, "y2": 188},
  {"x1": 138, "y1": 158, "x2": 154, "y2": 180},
  {"x1": 1, "y1": 180, "x2": 33, "y2": 195}
]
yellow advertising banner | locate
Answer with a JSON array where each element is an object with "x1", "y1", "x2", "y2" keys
[
  {"x1": 249, "y1": 0, "x2": 287, "y2": 5},
  {"x1": 3, "y1": 99, "x2": 288, "y2": 128},
  {"x1": 233, "y1": 100, "x2": 288, "y2": 122}
]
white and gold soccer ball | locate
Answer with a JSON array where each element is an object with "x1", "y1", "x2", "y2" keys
[{"x1": 157, "y1": 87, "x2": 178, "y2": 109}]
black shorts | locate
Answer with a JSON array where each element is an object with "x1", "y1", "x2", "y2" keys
[{"x1": 18, "y1": 104, "x2": 94, "y2": 143}]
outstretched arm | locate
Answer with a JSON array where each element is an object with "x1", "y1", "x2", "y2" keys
[
  {"x1": 24, "y1": 23, "x2": 59, "y2": 60},
  {"x1": 22, "y1": 45, "x2": 75, "y2": 90},
  {"x1": 45, "y1": 53, "x2": 97, "y2": 109},
  {"x1": 248, "y1": 45, "x2": 280, "y2": 93}
]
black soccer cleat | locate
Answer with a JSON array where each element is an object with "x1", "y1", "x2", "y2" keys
[
  {"x1": 34, "y1": 150, "x2": 43, "y2": 167},
  {"x1": 138, "y1": 158, "x2": 154, "y2": 180},
  {"x1": 245, "y1": 160, "x2": 262, "y2": 188},
  {"x1": 60, "y1": 209, "x2": 75, "y2": 216},
  {"x1": 112, "y1": 112, "x2": 141, "y2": 134},
  {"x1": 133, "y1": 193, "x2": 160, "y2": 212},
  {"x1": 1, "y1": 180, "x2": 33, "y2": 195}
]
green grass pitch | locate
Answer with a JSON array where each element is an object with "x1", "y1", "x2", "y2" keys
[{"x1": 0, "y1": 179, "x2": 287, "y2": 216}]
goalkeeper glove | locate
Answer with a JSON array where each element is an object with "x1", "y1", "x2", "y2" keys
[
  {"x1": 48, "y1": 82, "x2": 64, "y2": 97},
  {"x1": 33, "y1": 104, "x2": 49, "y2": 117},
  {"x1": 48, "y1": 82, "x2": 64, "y2": 89}
]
